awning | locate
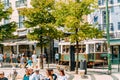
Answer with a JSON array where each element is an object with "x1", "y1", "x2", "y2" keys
[
  {"x1": 0, "y1": 40, "x2": 38, "y2": 46},
  {"x1": 110, "y1": 39, "x2": 120, "y2": 45},
  {"x1": 1, "y1": 42, "x2": 16, "y2": 46}
]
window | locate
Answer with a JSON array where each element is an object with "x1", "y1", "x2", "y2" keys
[
  {"x1": 98, "y1": 0, "x2": 101, "y2": 5},
  {"x1": 110, "y1": 23, "x2": 114, "y2": 31},
  {"x1": 16, "y1": 0, "x2": 27, "y2": 7},
  {"x1": 19, "y1": 15, "x2": 25, "y2": 28},
  {"x1": 109, "y1": 0, "x2": 114, "y2": 4},
  {"x1": 98, "y1": 0, "x2": 105, "y2": 5},
  {"x1": 4, "y1": 0, "x2": 10, "y2": 8},
  {"x1": 94, "y1": 16, "x2": 98, "y2": 22},
  {"x1": 101, "y1": 0, "x2": 105, "y2": 5},
  {"x1": 118, "y1": 0, "x2": 120, "y2": 3},
  {"x1": 118, "y1": 22, "x2": 120, "y2": 30},
  {"x1": 4, "y1": 16, "x2": 10, "y2": 24},
  {"x1": 98, "y1": 24, "x2": 102, "y2": 31},
  {"x1": 111, "y1": 7, "x2": 114, "y2": 12},
  {"x1": 102, "y1": 11, "x2": 106, "y2": 24}
]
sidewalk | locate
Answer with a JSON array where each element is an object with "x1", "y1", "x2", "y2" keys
[{"x1": 0, "y1": 63, "x2": 120, "y2": 80}]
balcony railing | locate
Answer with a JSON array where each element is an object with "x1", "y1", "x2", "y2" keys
[
  {"x1": 98, "y1": 0, "x2": 114, "y2": 6},
  {"x1": 16, "y1": 0, "x2": 27, "y2": 7},
  {"x1": 98, "y1": 23, "x2": 114, "y2": 32}
]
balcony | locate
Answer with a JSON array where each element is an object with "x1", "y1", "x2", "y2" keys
[
  {"x1": 16, "y1": 0, "x2": 27, "y2": 8},
  {"x1": 98, "y1": 23, "x2": 114, "y2": 32},
  {"x1": 98, "y1": 0, "x2": 114, "y2": 8}
]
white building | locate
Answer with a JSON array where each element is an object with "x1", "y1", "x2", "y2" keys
[
  {"x1": 0, "y1": 0, "x2": 42, "y2": 56},
  {"x1": 88, "y1": 0, "x2": 120, "y2": 38}
]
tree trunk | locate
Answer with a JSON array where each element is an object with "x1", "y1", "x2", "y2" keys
[
  {"x1": 75, "y1": 40, "x2": 79, "y2": 74},
  {"x1": 40, "y1": 35, "x2": 43, "y2": 69},
  {"x1": 40, "y1": 45, "x2": 43, "y2": 69}
]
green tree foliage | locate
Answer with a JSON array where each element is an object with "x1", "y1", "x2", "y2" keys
[
  {"x1": 0, "y1": 2, "x2": 17, "y2": 41},
  {"x1": 19, "y1": 0, "x2": 62, "y2": 48},
  {"x1": 53, "y1": 0, "x2": 103, "y2": 42},
  {"x1": 53, "y1": 0, "x2": 103, "y2": 74},
  {"x1": 0, "y1": 22, "x2": 16, "y2": 41},
  {"x1": 19, "y1": 0, "x2": 63, "y2": 69}
]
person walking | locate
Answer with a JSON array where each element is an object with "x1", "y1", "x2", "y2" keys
[
  {"x1": 32, "y1": 51, "x2": 37, "y2": 68},
  {"x1": 3, "y1": 53, "x2": 7, "y2": 63},
  {"x1": 26, "y1": 58, "x2": 32, "y2": 68},
  {"x1": 10, "y1": 68, "x2": 18, "y2": 80},
  {"x1": 55, "y1": 52, "x2": 59, "y2": 64},
  {"x1": 0, "y1": 52, "x2": 3, "y2": 67},
  {"x1": 20, "y1": 55, "x2": 26, "y2": 68}
]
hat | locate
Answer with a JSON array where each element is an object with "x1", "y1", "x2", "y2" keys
[{"x1": 34, "y1": 68, "x2": 39, "y2": 72}]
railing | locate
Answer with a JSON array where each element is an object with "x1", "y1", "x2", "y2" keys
[
  {"x1": 98, "y1": 23, "x2": 114, "y2": 32},
  {"x1": 15, "y1": 0, "x2": 27, "y2": 7},
  {"x1": 98, "y1": 0, "x2": 114, "y2": 6}
]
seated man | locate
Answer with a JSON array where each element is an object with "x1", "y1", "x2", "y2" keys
[{"x1": 0, "y1": 71, "x2": 8, "y2": 80}]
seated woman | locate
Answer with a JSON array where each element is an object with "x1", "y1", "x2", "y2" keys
[
  {"x1": 23, "y1": 68, "x2": 30, "y2": 80},
  {"x1": 58, "y1": 69, "x2": 67, "y2": 80},
  {"x1": 45, "y1": 69, "x2": 53, "y2": 80}
]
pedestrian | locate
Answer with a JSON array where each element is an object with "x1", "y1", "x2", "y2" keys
[
  {"x1": 55, "y1": 51, "x2": 59, "y2": 64},
  {"x1": 43, "y1": 53, "x2": 46, "y2": 64},
  {"x1": 58, "y1": 69, "x2": 67, "y2": 80},
  {"x1": 20, "y1": 55, "x2": 26, "y2": 68},
  {"x1": 32, "y1": 51, "x2": 37, "y2": 68},
  {"x1": 50, "y1": 69, "x2": 57, "y2": 80},
  {"x1": 0, "y1": 52, "x2": 3, "y2": 67},
  {"x1": 23, "y1": 68, "x2": 30, "y2": 80},
  {"x1": 10, "y1": 67, "x2": 18, "y2": 80},
  {"x1": 45, "y1": 69, "x2": 53, "y2": 80},
  {"x1": 26, "y1": 57, "x2": 33, "y2": 68},
  {"x1": 3, "y1": 53, "x2": 7, "y2": 63},
  {"x1": 0, "y1": 71, "x2": 8, "y2": 80}
]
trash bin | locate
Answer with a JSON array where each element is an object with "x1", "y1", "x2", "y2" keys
[{"x1": 80, "y1": 60, "x2": 87, "y2": 74}]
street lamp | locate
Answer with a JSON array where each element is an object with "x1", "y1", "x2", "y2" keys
[{"x1": 106, "y1": 0, "x2": 111, "y2": 74}]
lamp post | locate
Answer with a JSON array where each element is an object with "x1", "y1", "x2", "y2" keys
[{"x1": 106, "y1": 0, "x2": 111, "y2": 74}]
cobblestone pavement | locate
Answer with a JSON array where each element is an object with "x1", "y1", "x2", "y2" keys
[{"x1": 0, "y1": 63, "x2": 120, "y2": 80}]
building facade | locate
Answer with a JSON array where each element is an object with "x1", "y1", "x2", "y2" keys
[
  {"x1": 88, "y1": 0, "x2": 120, "y2": 38},
  {"x1": 0, "y1": 0, "x2": 42, "y2": 56},
  {"x1": 88, "y1": 0, "x2": 120, "y2": 64}
]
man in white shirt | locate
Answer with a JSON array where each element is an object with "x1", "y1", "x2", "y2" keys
[{"x1": 32, "y1": 69, "x2": 43, "y2": 80}]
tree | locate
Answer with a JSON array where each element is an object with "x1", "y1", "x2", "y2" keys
[
  {"x1": 19, "y1": 0, "x2": 63, "y2": 69},
  {"x1": 0, "y1": 2, "x2": 17, "y2": 51},
  {"x1": 53, "y1": 0, "x2": 103, "y2": 74}
]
